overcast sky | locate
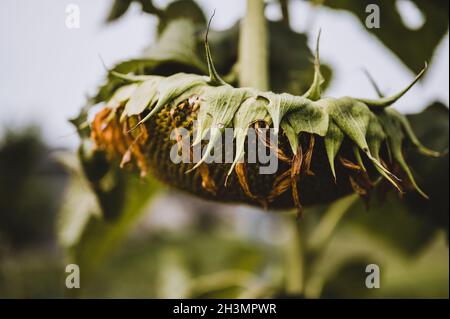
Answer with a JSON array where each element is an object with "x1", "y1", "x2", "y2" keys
[{"x1": 0, "y1": 0, "x2": 448, "y2": 148}]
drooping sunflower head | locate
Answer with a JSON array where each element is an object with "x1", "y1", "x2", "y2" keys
[{"x1": 86, "y1": 33, "x2": 442, "y2": 216}]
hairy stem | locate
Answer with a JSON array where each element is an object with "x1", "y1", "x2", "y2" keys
[{"x1": 239, "y1": 0, "x2": 269, "y2": 90}]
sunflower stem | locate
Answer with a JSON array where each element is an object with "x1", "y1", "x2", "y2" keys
[
  {"x1": 285, "y1": 218, "x2": 306, "y2": 295},
  {"x1": 239, "y1": 0, "x2": 269, "y2": 90}
]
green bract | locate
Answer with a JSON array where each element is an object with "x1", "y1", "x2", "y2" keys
[{"x1": 100, "y1": 34, "x2": 438, "y2": 201}]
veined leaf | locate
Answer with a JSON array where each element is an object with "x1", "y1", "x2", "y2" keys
[
  {"x1": 324, "y1": 120, "x2": 345, "y2": 180},
  {"x1": 324, "y1": 0, "x2": 449, "y2": 72},
  {"x1": 95, "y1": 19, "x2": 207, "y2": 104}
]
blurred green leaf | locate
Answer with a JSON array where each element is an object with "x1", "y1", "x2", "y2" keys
[
  {"x1": 323, "y1": 0, "x2": 449, "y2": 72},
  {"x1": 156, "y1": 0, "x2": 206, "y2": 35},
  {"x1": 106, "y1": 0, "x2": 205, "y2": 32},
  {"x1": 70, "y1": 230, "x2": 280, "y2": 298},
  {"x1": 58, "y1": 152, "x2": 161, "y2": 280},
  {"x1": 336, "y1": 103, "x2": 449, "y2": 255},
  {"x1": 310, "y1": 229, "x2": 448, "y2": 298},
  {"x1": 106, "y1": 0, "x2": 162, "y2": 22},
  {"x1": 345, "y1": 194, "x2": 438, "y2": 256},
  {"x1": 98, "y1": 1, "x2": 209, "y2": 103},
  {"x1": 58, "y1": 106, "x2": 163, "y2": 280},
  {"x1": 100, "y1": 2, "x2": 333, "y2": 102},
  {"x1": 320, "y1": 258, "x2": 376, "y2": 298},
  {"x1": 56, "y1": 152, "x2": 100, "y2": 248},
  {"x1": 405, "y1": 102, "x2": 449, "y2": 236},
  {"x1": 207, "y1": 20, "x2": 333, "y2": 95},
  {"x1": 0, "y1": 249, "x2": 65, "y2": 298},
  {"x1": 95, "y1": 18, "x2": 207, "y2": 103},
  {"x1": 0, "y1": 128, "x2": 65, "y2": 248},
  {"x1": 106, "y1": 0, "x2": 132, "y2": 22},
  {"x1": 66, "y1": 173, "x2": 160, "y2": 279},
  {"x1": 268, "y1": 21, "x2": 332, "y2": 95}
]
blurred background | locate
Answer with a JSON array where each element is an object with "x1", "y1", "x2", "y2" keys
[{"x1": 0, "y1": 0, "x2": 448, "y2": 298}]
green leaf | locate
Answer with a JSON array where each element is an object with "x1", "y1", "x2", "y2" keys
[
  {"x1": 106, "y1": 0, "x2": 132, "y2": 22},
  {"x1": 121, "y1": 81, "x2": 158, "y2": 117},
  {"x1": 230, "y1": 96, "x2": 270, "y2": 175},
  {"x1": 345, "y1": 193, "x2": 439, "y2": 256},
  {"x1": 65, "y1": 170, "x2": 161, "y2": 279},
  {"x1": 268, "y1": 21, "x2": 332, "y2": 96},
  {"x1": 365, "y1": 111, "x2": 386, "y2": 160},
  {"x1": 283, "y1": 99, "x2": 329, "y2": 137},
  {"x1": 106, "y1": 0, "x2": 162, "y2": 23},
  {"x1": 95, "y1": 19, "x2": 207, "y2": 104},
  {"x1": 191, "y1": 86, "x2": 251, "y2": 170},
  {"x1": 135, "y1": 73, "x2": 208, "y2": 128},
  {"x1": 259, "y1": 93, "x2": 304, "y2": 133},
  {"x1": 323, "y1": 103, "x2": 449, "y2": 257},
  {"x1": 156, "y1": 0, "x2": 206, "y2": 35},
  {"x1": 56, "y1": 152, "x2": 100, "y2": 248},
  {"x1": 58, "y1": 138, "x2": 162, "y2": 278},
  {"x1": 206, "y1": 21, "x2": 333, "y2": 95},
  {"x1": 140, "y1": 19, "x2": 205, "y2": 69},
  {"x1": 324, "y1": 120, "x2": 345, "y2": 180},
  {"x1": 326, "y1": 98, "x2": 401, "y2": 191},
  {"x1": 405, "y1": 102, "x2": 449, "y2": 236},
  {"x1": 320, "y1": 258, "x2": 377, "y2": 298},
  {"x1": 106, "y1": 83, "x2": 138, "y2": 110},
  {"x1": 324, "y1": 0, "x2": 449, "y2": 72},
  {"x1": 378, "y1": 108, "x2": 428, "y2": 198}
]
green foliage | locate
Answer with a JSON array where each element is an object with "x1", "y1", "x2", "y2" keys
[
  {"x1": 106, "y1": 0, "x2": 162, "y2": 22},
  {"x1": 323, "y1": 0, "x2": 449, "y2": 72},
  {"x1": 57, "y1": 106, "x2": 163, "y2": 280},
  {"x1": 72, "y1": 231, "x2": 279, "y2": 298},
  {"x1": 98, "y1": 0, "x2": 330, "y2": 103},
  {"x1": 406, "y1": 103, "x2": 449, "y2": 236},
  {"x1": 57, "y1": 151, "x2": 161, "y2": 280},
  {"x1": 205, "y1": 20, "x2": 333, "y2": 95},
  {"x1": 95, "y1": 19, "x2": 207, "y2": 103},
  {"x1": 0, "y1": 128, "x2": 66, "y2": 248},
  {"x1": 345, "y1": 103, "x2": 449, "y2": 254}
]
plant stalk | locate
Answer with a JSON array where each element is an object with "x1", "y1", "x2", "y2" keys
[
  {"x1": 239, "y1": 0, "x2": 269, "y2": 90},
  {"x1": 238, "y1": 0, "x2": 305, "y2": 295},
  {"x1": 285, "y1": 217, "x2": 305, "y2": 295}
]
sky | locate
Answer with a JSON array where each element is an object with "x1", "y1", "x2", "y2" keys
[{"x1": 0, "y1": 0, "x2": 448, "y2": 149}]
